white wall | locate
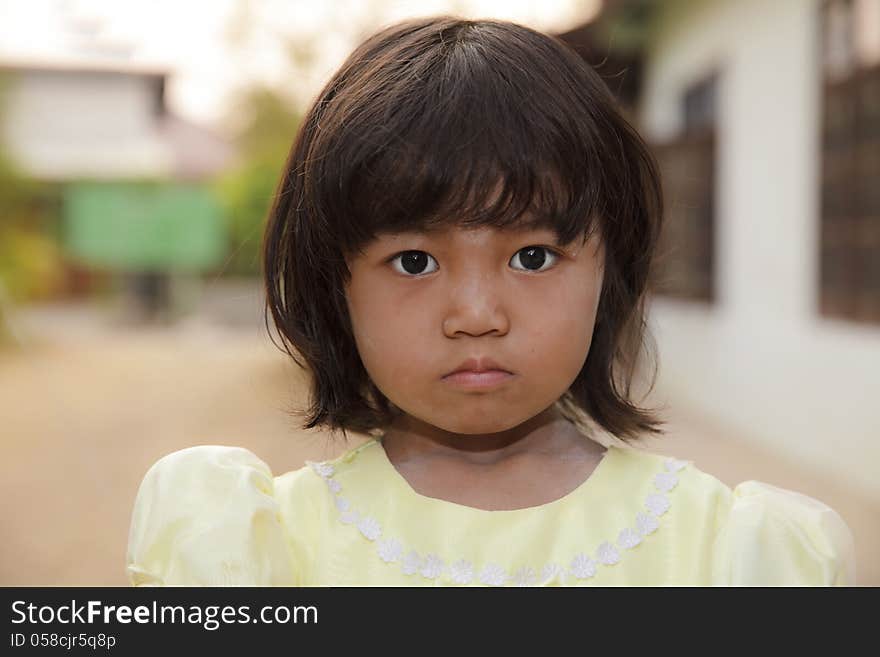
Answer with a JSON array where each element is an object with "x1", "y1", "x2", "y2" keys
[
  {"x1": 1, "y1": 69, "x2": 171, "y2": 179},
  {"x1": 638, "y1": 0, "x2": 880, "y2": 500}
]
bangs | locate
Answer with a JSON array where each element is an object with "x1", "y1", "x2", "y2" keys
[{"x1": 303, "y1": 21, "x2": 609, "y2": 255}]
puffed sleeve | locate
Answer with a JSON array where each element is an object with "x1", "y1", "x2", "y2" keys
[
  {"x1": 125, "y1": 445, "x2": 297, "y2": 586},
  {"x1": 711, "y1": 481, "x2": 856, "y2": 586}
]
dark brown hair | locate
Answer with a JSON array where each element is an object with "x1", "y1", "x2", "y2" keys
[{"x1": 263, "y1": 16, "x2": 666, "y2": 442}]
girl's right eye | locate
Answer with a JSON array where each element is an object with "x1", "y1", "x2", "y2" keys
[{"x1": 389, "y1": 251, "x2": 439, "y2": 276}]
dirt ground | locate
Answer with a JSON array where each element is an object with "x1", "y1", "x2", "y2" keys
[{"x1": 1, "y1": 298, "x2": 876, "y2": 586}]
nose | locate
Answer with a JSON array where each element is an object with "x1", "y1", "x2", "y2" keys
[{"x1": 441, "y1": 272, "x2": 511, "y2": 338}]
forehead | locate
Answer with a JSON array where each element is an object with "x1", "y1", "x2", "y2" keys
[{"x1": 374, "y1": 216, "x2": 570, "y2": 242}]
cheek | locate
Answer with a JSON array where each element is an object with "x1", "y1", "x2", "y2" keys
[
  {"x1": 347, "y1": 284, "x2": 431, "y2": 389},
  {"x1": 518, "y1": 273, "x2": 601, "y2": 367}
]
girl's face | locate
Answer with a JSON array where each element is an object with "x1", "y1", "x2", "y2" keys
[{"x1": 344, "y1": 224, "x2": 605, "y2": 436}]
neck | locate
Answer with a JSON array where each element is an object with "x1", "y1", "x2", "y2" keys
[{"x1": 380, "y1": 405, "x2": 600, "y2": 467}]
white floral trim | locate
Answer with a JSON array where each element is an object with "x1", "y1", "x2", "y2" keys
[{"x1": 306, "y1": 451, "x2": 689, "y2": 586}]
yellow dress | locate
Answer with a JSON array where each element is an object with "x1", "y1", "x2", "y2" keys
[{"x1": 125, "y1": 438, "x2": 856, "y2": 586}]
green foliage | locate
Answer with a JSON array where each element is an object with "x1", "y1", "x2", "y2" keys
[
  {"x1": 0, "y1": 73, "x2": 63, "y2": 306},
  {"x1": 598, "y1": 0, "x2": 661, "y2": 53},
  {"x1": 0, "y1": 224, "x2": 65, "y2": 301},
  {"x1": 214, "y1": 86, "x2": 303, "y2": 277},
  {"x1": 235, "y1": 86, "x2": 303, "y2": 161},
  {"x1": 0, "y1": 150, "x2": 65, "y2": 304}
]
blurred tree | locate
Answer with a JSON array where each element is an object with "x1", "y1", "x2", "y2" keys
[
  {"x1": 214, "y1": 86, "x2": 302, "y2": 277},
  {"x1": 0, "y1": 76, "x2": 65, "y2": 344},
  {"x1": 214, "y1": 1, "x2": 316, "y2": 277}
]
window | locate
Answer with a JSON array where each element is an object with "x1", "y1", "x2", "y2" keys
[
  {"x1": 650, "y1": 73, "x2": 718, "y2": 302},
  {"x1": 819, "y1": 0, "x2": 880, "y2": 324}
]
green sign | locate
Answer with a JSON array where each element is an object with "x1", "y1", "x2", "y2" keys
[{"x1": 63, "y1": 183, "x2": 227, "y2": 272}]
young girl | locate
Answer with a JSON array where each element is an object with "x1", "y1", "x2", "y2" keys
[{"x1": 126, "y1": 16, "x2": 856, "y2": 586}]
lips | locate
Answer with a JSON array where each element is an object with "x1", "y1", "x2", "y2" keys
[
  {"x1": 443, "y1": 356, "x2": 513, "y2": 378},
  {"x1": 442, "y1": 369, "x2": 514, "y2": 389}
]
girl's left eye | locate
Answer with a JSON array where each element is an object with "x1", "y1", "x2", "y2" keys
[
  {"x1": 389, "y1": 246, "x2": 559, "y2": 276},
  {"x1": 509, "y1": 246, "x2": 559, "y2": 272}
]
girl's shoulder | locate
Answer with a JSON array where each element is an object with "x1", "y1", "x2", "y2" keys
[
  {"x1": 126, "y1": 444, "x2": 299, "y2": 585},
  {"x1": 125, "y1": 442, "x2": 374, "y2": 587},
  {"x1": 129, "y1": 440, "x2": 375, "y2": 508},
  {"x1": 589, "y1": 441, "x2": 727, "y2": 509},
  {"x1": 610, "y1": 442, "x2": 849, "y2": 524},
  {"x1": 615, "y1": 443, "x2": 856, "y2": 585},
  {"x1": 706, "y1": 477, "x2": 856, "y2": 585}
]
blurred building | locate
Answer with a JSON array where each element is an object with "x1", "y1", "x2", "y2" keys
[
  {"x1": 0, "y1": 60, "x2": 235, "y2": 313},
  {"x1": 563, "y1": 0, "x2": 880, "y2": 500},
  {"x1": 0, "y1": 61, "x2": 234, "y2": 180}
]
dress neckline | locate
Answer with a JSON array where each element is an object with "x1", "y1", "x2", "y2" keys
[
  {"x1": 368, "y1": 437, "x2": 618, "y2": 516},
  {"x1": 307, "y1": 439, "x2": 689, "y2": 585}
]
